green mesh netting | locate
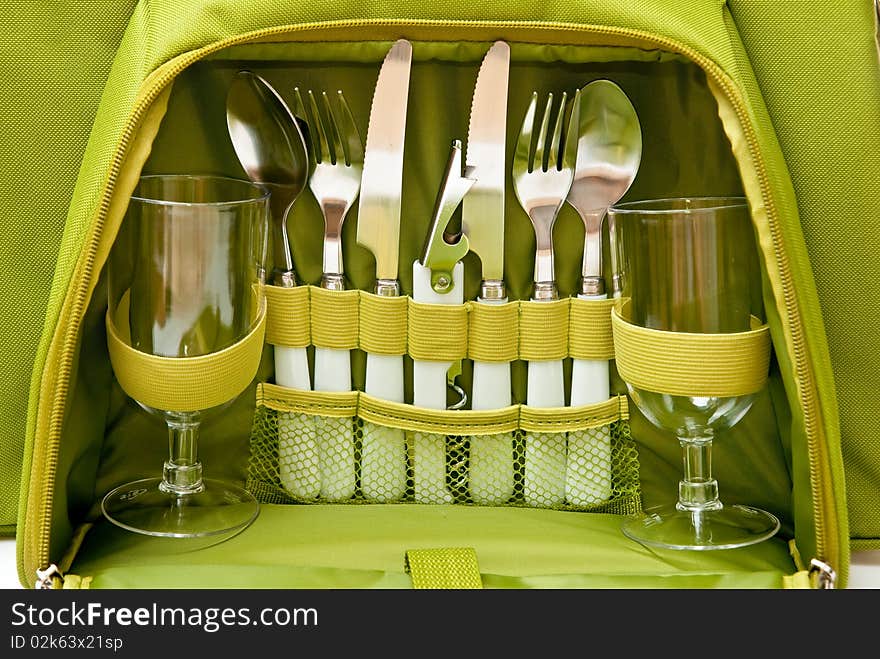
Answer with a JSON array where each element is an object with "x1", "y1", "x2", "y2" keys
[{"x1": 247, "y1": 399, "x2": 641, "y2": 514}]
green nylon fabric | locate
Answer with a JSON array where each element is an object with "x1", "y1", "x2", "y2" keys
[
  {"x1": 15, "y1": 0, "x2": 847, "y2": 586},
  {"x1": 729, "y1": 0, "x2": 880, "y2": 548},
  {"x1": 0, "y1": 1, "x2": 138, "y2": 533},
  {"x1": 68, "y1": 504, "x2": 796, "y2": 589}
]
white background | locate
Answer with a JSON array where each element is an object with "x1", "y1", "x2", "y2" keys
[{"x1": 1, "y1": 535, "x2": 879, "y2": 589}]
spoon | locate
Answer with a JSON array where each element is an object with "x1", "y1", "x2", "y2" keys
[
  {"x1": 566, "y1": 79, "x2": 642, "y2": 299},
  {"x1": 226, "y1": 71, "x2": 317, "y2": 500},
  {"x1": 564, "y1": 79, "x2": 641, "y2": 506},
  {"x1": 226, "y1": 70, "x2": 309, "y2": 289}
]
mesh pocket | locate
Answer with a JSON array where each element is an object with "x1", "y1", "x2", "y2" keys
[{"x1": 248, "y1": 384, "x2": 641, "y2": 513}]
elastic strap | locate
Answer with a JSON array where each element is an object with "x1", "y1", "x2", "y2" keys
[
  {"x1": 611, "y1": 303, "x2": 771, "y2": 397},
  {"x1": 467, "y1": 301, "x2": 519, "y2": 363},
  {"x1": 310, "y1": 286, "x2": 359, "y2": 350},
  {"x1": 107, "y1": 301, "x2": 267, "y2": 412},
  {"x1": 258, "y1": 382, "x2": 358, "y2": 417},
  {"x1": 519, "y1": 299, "x2": 569, "y2": 361},
  {"x1": 569, "y1": 297, "x2": 616, "y2": 360},
  {"x1": 520, "y1": 395, "x2": 628, "y2": 433},
  {"x1": 358, "y1": 392, "x2": 519, "y2": 436},
  {"x1": 405, "y1": 547, "x2": 483, "y2": 589},
  {"x1": 408, "y1": 299, "x2": 468, "y2": 362},
  {"x1": 359, "y1": 292, "x2": 408, "y2": 355},
  {"x1": 264, "y1": 284, "x2": 310, "y2": 348}
]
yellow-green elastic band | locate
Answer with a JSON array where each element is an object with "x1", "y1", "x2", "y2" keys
[
  {"x1": 408, "y1": 299, "x2": 468, "y2": 362},
  {"x1": 264, "y1": 284, "x2": 310, "y2": 348},
  {"x1": 359, "y1": 292, "x2": 408, "y2": 355},
  {"x1": 519, "y1": 299, "x2": 569, "y2": 361},
  {"x1": 405, "y1": 547, "x2": 483, "y2": 589},
  {"x1": 611, "y1": 305, "x2": 771, "y2": 397},
  {"x1": 467, "y1": 301, "x2": 519, "y2": 363},
  {"x1": 569, "y1": 297, "x2": 616, "y2": 360},
  {"x1": 258, "y1": 382, "x2": 359, "y2": 417},
  {"x1": 520, "y1": 395, "x2": 628, "y2": 433},
  {"x1": 359, "y1": 392, "x2": 519, "y2": 436},
  {"x1": 310, "y1": 286, "x2": 359, "y2": 350},
  {"x1": 106, "y1": 304, "x2": 267, "y2": 413}
]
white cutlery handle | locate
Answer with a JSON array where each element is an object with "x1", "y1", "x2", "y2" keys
[
  {"x1": 278, "y1": 413, "x2": 319, "y2": 500},
  {"x1": 526, "y1": 359, "x2": 565, "y2": 408},
  {"x1": 411, "y1": 261, "x2": 461, "y2": 503},
  {"x1": 314, "y1": 347, "x2": 351, "y2": 392},
  {"x1": 361, "y1": 351, "x2": 406, "y2": 501},
  {"x1": 274, "y1": 345, "x2": 316, "y2": 498},
  {"x1": 525, "y1": 358, "x2": 566, "y2": 506},
  {"x1": 412, "y1": 358, "x2": 454, "y2": 504},
  {"x1": 313, "y1": 346, "x2": 356, "y2": 501},
  {"x1": 566, "y1": 292, "x2": 612, "y2": 505},
  {"x1": 469, "y1": 295, "x2": 515, "y2": 505},
  {"x1": 318, "y1": 416, "x2": 357, "y2": 501},
  {"x1": 274, "y1": 345, "x2": 311, "y2": 391}
]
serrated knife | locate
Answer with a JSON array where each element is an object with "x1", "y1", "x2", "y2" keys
[
  {"x1": 356, "y1": 39, "x2": 413, "y2": 502},
  {"x1": 460, "y1": 41, "x2": 514, "y2": 505}
]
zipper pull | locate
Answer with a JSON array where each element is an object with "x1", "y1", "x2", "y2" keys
[
  {"x1": 35, "y1": 563, "x2": 63, "y2": 590},
  {"x1": 809, "y1": 558, "x2": 837, "y2": 589}
]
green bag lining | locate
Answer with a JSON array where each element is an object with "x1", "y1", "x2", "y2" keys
[{"x1": 66, "y1": 504, "x2": 799, "y2": 589}]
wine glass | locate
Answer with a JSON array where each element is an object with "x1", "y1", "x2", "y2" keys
[
  {"x1": 102, "y1": 174, "x2": 269, "y2": 538},
  {"x1": 608, "y1": 196, "x2": 780, "y2": 550}
]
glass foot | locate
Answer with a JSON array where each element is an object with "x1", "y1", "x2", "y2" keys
[
  {"x1": 101, "y1": 477, "x2": 259, "y2": 538},
  {"x1": 621, "y1": 503, "x2": 780, "y2": 551}
]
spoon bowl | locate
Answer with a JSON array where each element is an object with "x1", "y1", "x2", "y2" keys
[
  {"x1": 226, "y1": 70, "x2": 309, "y2": 283},
  {"x1": 566, "y1": 79, "x2": 642, "y2": 297}
]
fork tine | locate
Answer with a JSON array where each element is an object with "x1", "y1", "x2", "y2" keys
[
  {"x1": 534, "y1": 93, "x2": 553, "y2": 172},
  {"x1": 336, "y1": 90, "x2": 363, "y2": 166},
  {"x1": 513, "y1": 92, "x2": 538, "y2": 176},
  {"x1": 292, "y1": 87, "x2": 314, "y2": 165},
  {"x1": 320, "y1": 91, "x2": 345, "y2": 166},
  {"x1": 307, "y1": 90, "x2": 330, "y2": 164},
  {"x1": 563, "y1": 89, "x2": 581, "y2": 171},
  {"x1": 548, "y1": 91, "x2": 567, "y2": 171}
]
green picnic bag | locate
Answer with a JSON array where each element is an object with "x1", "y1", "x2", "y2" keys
[{"x1": 4, "y1": 0, "x2": 877, "y2": 589}]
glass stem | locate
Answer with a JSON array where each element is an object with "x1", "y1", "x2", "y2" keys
[
  {"x1": 159, "y1": 412, "x2": 204, "y2": 496},
  {"x1": 676, "y1": 431, "x2": 722, "y2": 512}
]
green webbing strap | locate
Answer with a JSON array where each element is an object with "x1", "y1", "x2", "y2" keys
[
  {"x1": 519, "y1": 299, "x2": 569, "y2": 361},
  {"x1": 359, "y1": 392, "x2": 519, "y2": 436},
  {"x1": 264, "y1": 284, "x2": 310, "y2": 348},
  {"x1": 408, "y1": 299, "x2": 468, "y2": 362},
  {"x1": 405, "y1": 547, "x2": 483, "y2": 589},
  {"x1": 310, "y1": 285, "x2": 359, "y2": 350},
  {"x1": 359, "y1": 291, "x2": 408, "y2": 355},
  {"x1": 106, "y1": 302, "x2": 267, "y2": 413},
  {"x1": 520, "y1": 395, "x2": 628, "y2": 433},
  {"x1": 258, "y1": 382, "x2": 359, "y2": 417},
  {"x1": 611, "y1": 303, "x2": 771, "y2": 397},
  {"x1": 569, "y1": 297, "x2": 616, "y2": 360},
  {"x1": 467, "y1": 300, "x2": 519, "y2": 363}
]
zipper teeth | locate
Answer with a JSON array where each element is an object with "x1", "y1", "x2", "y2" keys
[{"x1": 32, "y1": 18, "x2": 830, "y2": 571}]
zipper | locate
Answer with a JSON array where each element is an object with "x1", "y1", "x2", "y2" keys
[
  {"x1": 35, "y1": 563, "x2": 63, "y2": 590},
  {"x1": 24, "y1": 18, "x2": 836, "y2": 584}
]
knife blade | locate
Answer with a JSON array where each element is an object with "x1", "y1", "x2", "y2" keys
[
  {"x1": 460, "y1": 41, "x2": 515, "y2": 505},
  {"x1": 356, "y1": 39, "x2": 413, "y2": 502},
  {"x1": 357, "y1": 38, "x2": 412, "y2": 286},
  {"x1": 462, "y1": 40, "x2": 509, "y2": 288}
]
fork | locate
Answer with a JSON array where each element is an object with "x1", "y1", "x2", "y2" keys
[
  {"x1": 512, "y1": 90, "x2": 580, "y2": 507},
  {"x1": 297, "y1": 87, "x2": 363, "y2": 501}
]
